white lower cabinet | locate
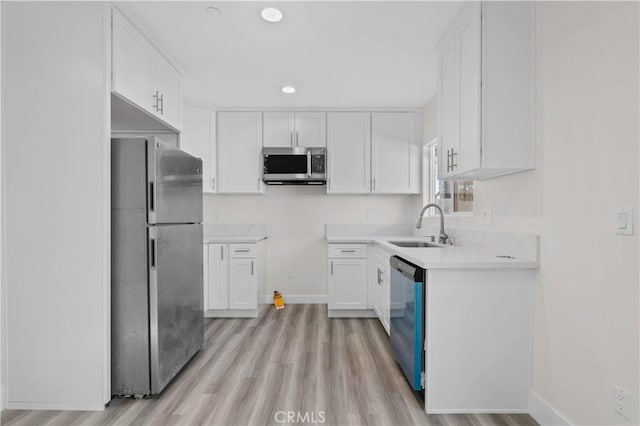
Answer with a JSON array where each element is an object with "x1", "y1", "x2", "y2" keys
[
  {"x1": 229, "y1": 258, "x2": 258, "y2": 309},
  {"x1": 204, "y1": 240, "x2": 265, "y2": 317},
  {"x1": 206, "y1": 244, "x2": 229, "y2": 310},
  {"x1": 327, "y1": 244, "x2": 368, "y2": 314},
  {"x1": 373, "y1": 246, "x2": 392, "y2": 335}
]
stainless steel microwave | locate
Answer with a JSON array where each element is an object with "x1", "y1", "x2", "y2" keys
[{"x1": 262, "y1": 147, "x2": 326, "y2": 185}]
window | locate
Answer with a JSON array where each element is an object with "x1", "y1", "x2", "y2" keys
[{"x1": 423, "y1": 139, "x2": 473, "y2": 214}]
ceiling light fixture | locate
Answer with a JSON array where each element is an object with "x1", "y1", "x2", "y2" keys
[
  {"x1": 281, "y1": 86, "x2": 296, "y2": 94},
  {"x1": 261, "y1": 7, "x2": 283, "y2": 23}
]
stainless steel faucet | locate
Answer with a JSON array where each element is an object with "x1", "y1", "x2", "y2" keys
[{"x1": 416, "y1": 203, "x2": 449, "y2": 244}]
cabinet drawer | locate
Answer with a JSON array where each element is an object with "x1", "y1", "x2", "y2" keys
[
  {"x1": 229, "y1": 244, "x2": 256, "y2": 258},
  {"x1": 328, "y1": 244, "x2": 367, "y2": 259}
]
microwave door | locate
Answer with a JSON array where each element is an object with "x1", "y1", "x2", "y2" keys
[{"x1": 263, "y1": 153, "x2": 309, "y2": 180}]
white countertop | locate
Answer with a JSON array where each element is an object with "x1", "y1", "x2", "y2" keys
[
  {"x1": 326, "y1": 235, "x2": 538, "y2": 270},
  {"x1": 204, "y1": 235, "x2": 267, "y2": 244}
]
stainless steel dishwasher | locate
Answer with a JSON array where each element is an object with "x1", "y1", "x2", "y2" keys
[{"x1": 389, "y1": 255, "x2": 426, "y2": 394}]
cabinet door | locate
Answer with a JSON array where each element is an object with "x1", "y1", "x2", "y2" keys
[
  {"x1": 207, "y1": 244, "x2": 229, "y2": 310},
  {"x1": 371, "y1": 112, "x2": 417, "y2": 193},
  {"x1": 326, "y1": 112, "x2": 371, "y2": 194},
  {"x1": 229, "y1": 258, "x2": 258, "y2": 310},
  {"x1": 437, "y1": 34, "x2": 459, "y2": 180},
  {"x1": 328, "y1": 258, "x2": 368, "y2": 310},
  {"x1": 456, "y1": 2, "x2": 481, "y2": 175},
  {"x1": 263, "y1": 112, "x2": 294, "y2": 148},
  {"x1": 182, "y1": 104, "x2": 215, "y2": 193},
  {"x1": 373, "y1": 262, "x2": 384, "y2": 322},
  {"x1": 294, "y1": 112, "x2": 326, "y2": 148},
  {"x1": 381, "y1": 266, "x2": 391, "y2": 334},
  {"x1": 112, "y1": 9, "x2": 152, "y2": 110},
  {"x1": 217, "y1": 112, "x2": 264, "y2": 193},
  {"x1": 150, "y1": 56, "x2": 182, "y2": 130}
]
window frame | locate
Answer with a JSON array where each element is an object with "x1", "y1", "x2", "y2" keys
[{"x1": 422, "y1": 137, "x2": 474, "y2": 217}]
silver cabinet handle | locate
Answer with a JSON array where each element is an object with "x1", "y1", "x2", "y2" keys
[
  {"x1": 234, "y1": 249, "x2": 250, "y2": 253},
  {"x1": 373, "y1": 178, "x2": 376, "y2": 192},
  {"x1": 330, "y1": 261, "x2": 333, "y2": 275},
  {"x1": 251, "y1": 260, "x2": 254, "y2": 276},
  {"x1": 290, "y1": 132, "x2": 293, "y2": 147},
  {"x1": 158, "y1": 93, "x2": 164, "y2": 115},
  {"x1": 447, "y1": 149, "x2": 458, "y2": 172},
  {"x1": 211, "y1": 177, "x2": 216, "y2": 191},
  {"x1": 377, "y1": 268, "x2": 382, "y2": 285},
  {"x1": 152, "y1": 90, "x2": 160, "y2": 111},
  {"x1": 340, "y1": 249, "x2": 356, "y2": 253},
  {"x1": 295, "y1": 132, "x2": 299, "y2": 146},
  {"x1": 221, "y1": 246, "x2": 224, "y2": 260},
  {"x1": 307, "y1": 151, "x2": 312, "y2": 177}
]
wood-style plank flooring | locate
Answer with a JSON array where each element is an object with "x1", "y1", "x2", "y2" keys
[{"x1": 2, "y1": 304, "x2": 538, "y2": 426}]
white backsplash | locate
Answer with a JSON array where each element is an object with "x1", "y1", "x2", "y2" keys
[
  {"x1": 203, "y1": 223, "x2": 267, "y2": 238},
  {"x1": 325, "y1": 223, "x2": 413, "y2": 238}
]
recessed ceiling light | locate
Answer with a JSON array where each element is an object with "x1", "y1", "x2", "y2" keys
[
  {"x1": 205, "y1": 6, "x2": 222, "y2": 16},
  {"x1": 281, "y1": 86, "x2": 296, "y2": 94},
  {"x1": 261, "y1": 7, "x2": 283, "y2": 23}
]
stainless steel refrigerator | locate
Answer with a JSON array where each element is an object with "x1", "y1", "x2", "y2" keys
[{"x1": 111, "y1": 137, "x2": 204, "y2": 397}]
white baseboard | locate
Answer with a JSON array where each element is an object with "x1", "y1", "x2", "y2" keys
[
  {"x1": 328, "y1": 309, "x2": 377, "y2": 318},
  {"x1": 205, "y1": 309, "x2": 258, "y2": 318},
  {"x1": 262, "y1": 294, "x2": 327, "y2": 304},
  {"x1": 7, "y1": 400, "x2": 106, "y2": 411},
  {"x1": 529, "y1": 391, "x2": 571, "y2": 426}
]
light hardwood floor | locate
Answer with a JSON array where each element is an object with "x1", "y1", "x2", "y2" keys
[{"x1": 2, "y1": 304, "x2": 538, "y2": 426}]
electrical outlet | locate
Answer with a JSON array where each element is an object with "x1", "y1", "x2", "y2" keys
[{"x1": 615, "y1": 385, "x2": 632, "y2": 420}]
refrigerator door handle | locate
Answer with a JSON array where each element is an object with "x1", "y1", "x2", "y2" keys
[
  {"x1": 149, "y1": 181, "x2": 155, "y2": 212},
  {"x1": 150, "y1": 238, "x2": 157, "y2": 269}
]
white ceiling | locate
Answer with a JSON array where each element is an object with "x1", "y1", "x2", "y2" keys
[{"x1": 119, "y1": 1, "x2": 464, "y2": 108}]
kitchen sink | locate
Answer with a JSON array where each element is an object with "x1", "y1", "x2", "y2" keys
[{"x1": 389, "y1": 241, "x2": 442, "y2": 248}]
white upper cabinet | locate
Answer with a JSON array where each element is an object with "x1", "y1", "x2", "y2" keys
[
  {"x1": 263, "y1": 112, "x2": 294, "y2": 148},
  {"x1": 217, "y1": 112, "x2": 265, "y2": 194},
  {"x1": 149, "y1": 56, "x2": 182, "y2": 129},
  {"x1": 262, "y1": 112, "x2": 326, "y2": 148},
  {"x1": 326, "y1": 112, "x2": 371, "y2": 194},
  {"x1": 371, "y1": 112, "x2": 420, "y2": 194},
  {"x1": 181, "y1": 104, "x2": 216, "y2": 193},
  {"x1": 112, "y1": 10, "x2": 151, "y2": 112},
  {"x1": 294, "y1": 112, "x2": 326, "y2": 148},
  {"x1": 437, "y1": 2, "x2": 534, "y2": 181},
  {"x1": 111, "y1": 8, "x2": 183, "y2": 131}
]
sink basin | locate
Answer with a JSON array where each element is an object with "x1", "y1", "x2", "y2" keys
[{"x1": 389, "y1": 241, "x2": 442, "y2": 248}]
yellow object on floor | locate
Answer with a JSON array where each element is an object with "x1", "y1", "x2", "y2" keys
[{"x1": 273, "y1": 291, "x2": 285, "y2": 310}]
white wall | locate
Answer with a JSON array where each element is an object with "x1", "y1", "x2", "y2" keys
[
  {"x1": 422, "y1": 96, "x2": 437, "y2": 143},
  {"x1": 419, "y1": 2, "x2": 639, "y2": 424},
  {"x1": 0, "y1": 0, "x2": 4, "y2": 411},
  {"x1": 204, "y1": 188, "x2": 416, "y2": 300},
  {"x1": 3, "y1": 2, "x2": 110, "y2": 410}
]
